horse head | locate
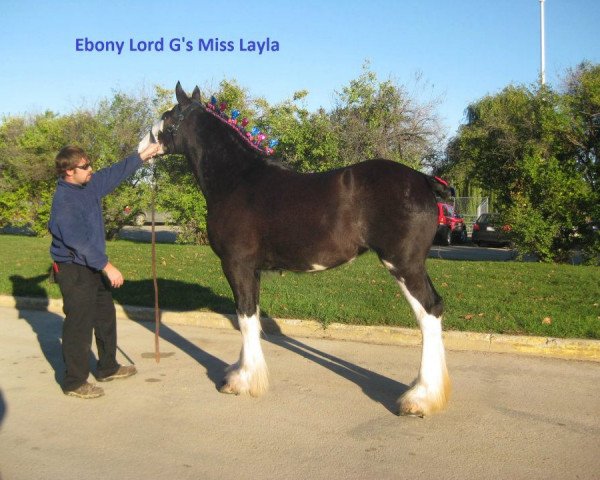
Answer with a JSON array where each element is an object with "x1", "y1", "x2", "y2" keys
[{"x1": 138, "y1": 82, "x2": 203, "y2": 156}]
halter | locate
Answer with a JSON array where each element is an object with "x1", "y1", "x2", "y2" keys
[{"x1": 164, "y1": 101, "x2": 203, "y2": 137}]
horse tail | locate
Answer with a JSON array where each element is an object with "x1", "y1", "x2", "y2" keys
[{"x1": 426, "y1": 175, "x2": 453, "y2": 201}]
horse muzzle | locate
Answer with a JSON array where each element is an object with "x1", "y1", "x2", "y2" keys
[{"x1": 138, "y1": 119, "x2": 165, "y2": 153}]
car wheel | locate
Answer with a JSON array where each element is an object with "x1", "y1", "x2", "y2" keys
[{"x1": 458, "y1": 230, "x2": 468, "y2": 244}]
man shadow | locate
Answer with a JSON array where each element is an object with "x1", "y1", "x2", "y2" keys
[
  {"x1": 9, "y1": 274, "x2": 65, "y2": 387},
  {"x1": 113, "y1": 279, "x2": 231, "y2": 388},
  {"x1": 115, "y1": 279, "x2": 408, "y2": 414}
]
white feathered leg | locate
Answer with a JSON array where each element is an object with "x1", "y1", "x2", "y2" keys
[
  {"x1": 397, "y1": 280, "x2": 451, "y2": 416},
  {"x1": 220, "y1": 310, "x2": 269, "y2": 397}
]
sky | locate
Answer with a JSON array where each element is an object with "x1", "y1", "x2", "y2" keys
[{"x1": 1, "y1": 0, "x2": 599, "y2": 138}]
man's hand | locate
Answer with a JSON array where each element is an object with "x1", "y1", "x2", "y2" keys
[
  {"x1": 103, "y1": 262, "x2": 124, "y2": 288},
  {"x1": 139, "y1": 142, "x2": 164, "y2": 162}
]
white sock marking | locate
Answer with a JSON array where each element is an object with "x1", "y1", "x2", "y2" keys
[
  {"x1": 224, "y1": 310, "x2": 269, "y2": 396},
  {"x1": 397, "y1": 278, "x2": 449, "y2": 413},
  {"x1": 239, "y1": 312, "x2": 265, "y2": 371}
]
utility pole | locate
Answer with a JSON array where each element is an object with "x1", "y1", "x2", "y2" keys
[{"x1": 540, "y1": 0, "x2": 546, "y2": 85}]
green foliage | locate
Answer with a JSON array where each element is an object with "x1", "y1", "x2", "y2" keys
[
  {"x1": 0, "y1": 112, "x2": 66, "y2": 234},
  {"x1": 562, "y1": 62, "x2": 600, "y2": 191},
  {"x1": 332, "y1": 64, "x2": 444, "y2": 170},
  {"x1": 262, "y1": 98, "x2": 341, "y2": 172},
  {"x1": 154, "y1": 155, "x2": 208, "y2": 244},
  {"x1": 0, "y1": 90, "x2": 157, "y2": 239},
  {"x1": 441, "y1": 66, "x2": 600, "y2": 263}
]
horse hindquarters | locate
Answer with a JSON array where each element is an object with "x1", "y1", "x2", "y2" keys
[
  {"x1": 364, "y1": 167, "x2": 450, "y2": 416},
  {"x1": 380, "y1": 252, "x2": 450, "y2": 416}
]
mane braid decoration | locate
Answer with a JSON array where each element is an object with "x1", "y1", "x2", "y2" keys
[{"x1": 205, "y1": 96, "x2": 279, "y2": 156}]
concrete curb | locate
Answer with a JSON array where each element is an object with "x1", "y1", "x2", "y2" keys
[{"x1": 2, "y1": 295, "x2": 599, "y2": 362}]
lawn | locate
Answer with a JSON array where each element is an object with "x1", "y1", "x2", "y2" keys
[{"x1": 1, "y1": 234, "x2": 598, "y2": 339}]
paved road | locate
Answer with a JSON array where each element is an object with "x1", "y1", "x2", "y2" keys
[
  {"x1": 428, "y1": 244, "x2": 518, "y2": 261},
  {"x1": 118, "y1": 225, "x2": 180, "y2": 243},
  {"x1": 1, "y1": 305, "x2": 599, "y2": 480},
  {"x1": 120, "y1": 226, "x2": 521, "y2": 262}
]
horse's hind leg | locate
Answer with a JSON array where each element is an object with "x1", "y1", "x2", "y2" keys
[
  {"x1": 219, "y1": 261, "x2": 269, "y2": 397},
  {"x1": 382, "y1": 260, "x2": 451, "y2": 416}
]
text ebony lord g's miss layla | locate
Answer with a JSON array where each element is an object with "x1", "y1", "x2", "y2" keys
[{"x1": 75, "y1": 37, "x2": 280, "y2": 55}]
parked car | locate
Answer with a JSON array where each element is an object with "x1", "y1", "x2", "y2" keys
[
  {"x1": 124, "y1": 206, "x2": 172, "y2": 226},
  {"x1": 471, "y1": 213, "x2": 512, "y2": 247},
  {"x1": 435, "y1": 202, "x2": 467, "y2": 245}
]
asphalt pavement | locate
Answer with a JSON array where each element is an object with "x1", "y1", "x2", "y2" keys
[{"x1": 1, "y1": 304, "x2": 599, "y2": 480}]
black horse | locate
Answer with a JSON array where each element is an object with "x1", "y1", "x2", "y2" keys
[{"x1": 139, "y1": 82, "x2": 451, "y2": 416}]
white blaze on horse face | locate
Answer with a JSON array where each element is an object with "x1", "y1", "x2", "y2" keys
[
  {"x1": 137, "y1": 119, "x2": 164, "y2": 153},
  {"x1": 396, "y1": 278, "x2": 450, "y2": 415}
]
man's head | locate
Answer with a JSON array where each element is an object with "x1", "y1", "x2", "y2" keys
[{"x1": 55, "y1": 146, "x2": 93, "y2": 185}]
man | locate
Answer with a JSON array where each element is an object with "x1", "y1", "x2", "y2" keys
[{"x1": 49, "y1": 142, "x2": 162, "y2": 399}]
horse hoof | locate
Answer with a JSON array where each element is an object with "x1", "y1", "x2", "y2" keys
[
  {"x1": 398, "y1": 409, "x2": 425, "y2": 418},
  {"x1": 397, "y1": 401, "x2": 426, "y2": 418},
  {"x1": 219, "y1": 380, "x2": 240, "y2": 395}
]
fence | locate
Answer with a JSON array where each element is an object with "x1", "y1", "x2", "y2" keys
[{"x1": 452, "y1": 197, "x2": 488, "y2": 233}]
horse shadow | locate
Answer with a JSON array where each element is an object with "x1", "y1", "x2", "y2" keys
[
  {"x1": 260, "y1": 317, "x2": 409, "y2": 414},
  {"x1": 9, "y1": 274, "x2": 408, "y2": 413},
  {"x1": 9, "y1": 274, "x2": 65, "y2": 387},
  {"x1": 114, "y1": 280, "x2": 229, "y2": 389},
  {"x1": 115, "y1": 279, "x2": 408, "y2": 414}
]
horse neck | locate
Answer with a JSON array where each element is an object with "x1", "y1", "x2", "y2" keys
[{"x1": 183, "y1": 111, "x2": 265, "y2": 203}]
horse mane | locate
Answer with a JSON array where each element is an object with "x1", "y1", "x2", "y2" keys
[{"x1": 201, "y1": 104, "x2": 290, "y2": 170}]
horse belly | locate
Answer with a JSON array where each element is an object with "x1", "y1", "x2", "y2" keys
[{"x1": 263, "y1": 215, "x2": 366, "y2": 273}]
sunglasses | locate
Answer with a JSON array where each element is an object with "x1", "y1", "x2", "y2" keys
[{"x1": 75, "y1": 163, "x2": 91, "y2": 170}]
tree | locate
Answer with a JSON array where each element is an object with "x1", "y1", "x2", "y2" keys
[
  {"x1": 0, "y1": 111, "x2": 72, "y2": 235},
  {"x1": 331, "y1": 64, "x2": 445, "y2": 170},
  {"x1": 561, "y1": 62, "x2": 600, "y2": 192},
  {"x1": 93, "y1": 90, "x2": 158, "y2": 238},
  {"x1": 0, "y1": 90, "x2": 157, "y2": 238},
  {"x1": 259, "y1": 92, "x2": 341, "y2": 172},
  {"x1": 441, "y1": 76, "x2": 598, "y2": 263}
]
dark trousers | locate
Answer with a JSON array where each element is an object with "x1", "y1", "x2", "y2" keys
[{"x1": 55, "y1": 263, "x2": 120, "y2": 390}]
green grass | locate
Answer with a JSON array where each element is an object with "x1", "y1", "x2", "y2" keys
[{"x1": 1, "y1": 234, "x2": 599, "y2": 339}]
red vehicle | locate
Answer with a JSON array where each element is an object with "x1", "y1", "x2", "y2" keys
[{"x1": 435, "y1": 202, "x2": 467, "y2": 245}]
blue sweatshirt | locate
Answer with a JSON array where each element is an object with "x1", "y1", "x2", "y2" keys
[{"x1": 48, "y1": 153, "x2": 143, "y2": 270}]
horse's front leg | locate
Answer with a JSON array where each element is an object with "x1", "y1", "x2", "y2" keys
[{"x1": 220, "y1": 261, "x2": 268, "y2": 397}]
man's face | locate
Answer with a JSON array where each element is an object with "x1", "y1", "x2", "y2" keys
[{"x1": 65, "y1": 157, "x2": 93, "y2": 185}]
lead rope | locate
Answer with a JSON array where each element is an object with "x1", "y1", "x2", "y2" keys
[{"x1": 151, "y1": 166, "x2": 161, "y2": 363}]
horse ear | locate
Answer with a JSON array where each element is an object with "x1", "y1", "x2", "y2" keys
[
  {"x1": 191, "y1": 86, "x2": 201, "y2": 102},
  {"x1": 175, "y1": 81, "x2": 190, "y2": 106}
]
